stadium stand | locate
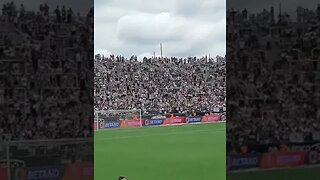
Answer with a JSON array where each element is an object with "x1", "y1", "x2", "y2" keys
[
  {"x1": 227, "y1": 5, "x2": 320, "y2": 154},
  {"x1": 0, "y1": 2, "x2": 93, "y2": 141},
  {"x1": 94, "y1": 54, "x2": 226, "y2": 115}
]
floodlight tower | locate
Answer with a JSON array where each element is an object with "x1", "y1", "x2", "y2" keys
[{"x1": 160, "y1": 43, "x2": 163, "y2": 58}]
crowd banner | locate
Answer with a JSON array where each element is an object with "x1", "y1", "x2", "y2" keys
[
  {"x1": 260, "y1": 151, "x2": 306, "y2": 169},
  {"x1": 105, "y1": 121, "x2": 121, "y2": 128},
  {"x1": 229, "y1": 154, "x2": 261, "y2": 170},
  {"x1": 63, "y1": 162, "x2": 93, "y2": 180},
  {"x1": 27, "y1": 166, "x2": 64, "y2": 180},
  {"x1": 163, "y1": 117, "x2": 185, "y2": 125},
  {"x1": 144, "y1": 119, "x2": 164, "y2": 126},
  {"x1": 185, "y1": 116, "x2": 202, "y2": 124},
  {"x1": 201, "y1": 114, "x2": 221, "y2": 122},
  {"x1": 120, "y1": 120, "x2": 142, "y2": 128}
]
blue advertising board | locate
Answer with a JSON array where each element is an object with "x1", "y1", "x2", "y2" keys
[
  {"x1": 27, "y1": 166, "x2": 63, "y2": 180},
  {"x1": 185, "y1": 117, "x2": 201, "y2": 123},
  {"x1": 105, "y1": 121, "x2": 121, "y2": 128},
  {"x1": 144, "y1": 119, "x2": 163, "y2": 126},
  {"x1": 229, "y1": 154, "x2": 261, "y2": 170}
]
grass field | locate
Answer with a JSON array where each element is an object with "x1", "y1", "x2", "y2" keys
[
  {"x1": 228, "y1": 165, "x2": 320, "y2": 180},
  {"x1": 95, "y1": 123, "x2": 226, "y2": 180}
]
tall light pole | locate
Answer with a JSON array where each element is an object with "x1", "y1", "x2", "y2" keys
[{"x1": 160, "y1": 43, "x2": 163, "y2": 58}]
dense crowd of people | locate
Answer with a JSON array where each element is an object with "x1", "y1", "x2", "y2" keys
[
  {"x1": 227, "y1": 5, "x2": 320, "y2": 153},
  {"x1": 0, "y1": 2, "x2": 93, "y2": 141},
  {"x1": 94, "y1": 55, "x2": 226, "y2": 115}
]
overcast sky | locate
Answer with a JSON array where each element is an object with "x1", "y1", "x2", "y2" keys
[{"x1": 94, "y1": 0, "x2": 226, "y2": 59}]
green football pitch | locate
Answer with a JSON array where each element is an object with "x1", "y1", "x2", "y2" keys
[{"x1": 95, "y1": 123, "x2": 226, "y2": 180}]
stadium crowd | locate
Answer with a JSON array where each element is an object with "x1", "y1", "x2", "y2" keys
[
  {"x1": 94, "y1": 54, "x2": 226, "y2": 114},
  {"x1": 0, "y1": 2, "x2": 93, "y2": 141},
  {"x1": 227, "y1": 5, "x2": 320, "y2": 153}
]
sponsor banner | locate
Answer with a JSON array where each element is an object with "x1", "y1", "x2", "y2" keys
[
  {"x1": 98, "y1": 119, "x2": 105, "y2": 129},
  {"x1": 63, "y1": 162, "x2": 93, "y2": 180},
  {"x1": 12, "y1": 167, "x2": 27, "y2": 180},
  {"x1": 94, "y1": 120, "x2": 97, "y2": 130},
  {"x1": 105, "y1": 121, "x2": 121, "y2": 128},
  {"x1": 120, "y1": 120, "x2": 141, "y2": 128},
  {"x1": 27, "y1": 166, "x2": 64, "y2": 180},
  {"x1": 307, "y1": 150, "x2": 320, "y2": 165},
  {"x1": 0, "y1": 167, "x2": 7, "y2": 180},
  {"x1": 229, "y1": 154, "x2": 261, "y2": 170},
  {"x1": 163, "y1": 117, "x2": 185, "y2": 125},
  {"x1": 279, "y1": 142, "x2": 320, "y2": 165},
  {"x1": 185, "y1": 117, "x2": 202, "y2": 124},
  {"x1": 306, "y1": 143, "x2": 320, "y2": 165},
  {"x1": 260, "y1": 151, "x2": 306, "y2": 169},
  {"x1": 144, "y1": 119, "x2": 163, "y2": 126},
  {"x1": 220, "y1": 115, "x2": 226, "y2": 121},
  {"x1": 201, "y1": 115, "x2": 221, "y2": 122}
]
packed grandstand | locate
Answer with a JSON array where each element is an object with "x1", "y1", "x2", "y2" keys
[
  {"x1": 0, "y1": 2, "x2": 93, "y2": 141},
  {"x1": 0, "y1": 3, "x2": 94, "y2": 178},
  {"x1": 227, "y1": 5, "x2": 320, "y2": 173},
  {"x1": 94, "y1": 54, "x2": 226, "y2": 114}
]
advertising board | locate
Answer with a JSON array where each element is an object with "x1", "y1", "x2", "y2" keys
[
  {"x1": 185, "y1": 117, "x2": 202, "y2": 124},
  {"x1": 0, "y1": 167, "x2": 7, "y2": 180},
  {"x1": 98, "y1": 119, "x2": 105, "y2": 129},
  {"x1": 27, "y1": 166, "x2": 64, "y2": 180},
  {"x1": 63, "y1": 162, "x2": 93, "y2": 180},
  {"x1": 144, "y1": 119, "x2": 163, "y2": 126},
  {"x1": 105, "y1": 121, "x2": 121, "y2": 128},
  {"x1": 163, "y1": 117, "x2": 185, "y2": 125},
  {"x1": 202, "y1": 115, "x2": 221, "y2": 122},
  {"x1": 260, "y1": 151, "x2": 306, "y2": 169},
  {"x1": 120, "y1": 120, "x2": 141, "y2": 128},
  {"x1": 229, "y1": 154, "x2": 261, "y2": 170}
]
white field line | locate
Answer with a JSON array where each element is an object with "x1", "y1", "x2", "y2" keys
[
  {"x1": 95, "y1": 129, "x2": 225, "y2": 141},
  {"x1": 229, "y1": 164, "x2": 320, "y2": 174}
]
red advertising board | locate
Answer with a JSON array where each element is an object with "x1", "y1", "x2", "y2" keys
[
  {"x1": 201, "y1": 115, "x2": 221, "y2": 122},
  {"x1": 0, "y1": 167, "x2": 8, "y2": 180},
  {"x1": 260, "y1": 151, "x2": 306, "y2": 169},
  {"x1": 64, "y1": 162, "x2": 93, "y2": 180},
  {"x1": 120, "y1": 120, "x2": 142, "y2": 128},
  {"x1": 163, "y1": 117, "x2": 185, "y2": 125},
  {"x1": 94, "y1": 120, "x2": 97, "y2": 130}
]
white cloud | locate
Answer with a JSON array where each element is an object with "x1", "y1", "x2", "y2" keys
[
  {"x1": 116, "y1": 12, "x2": 185, "y2": 44},
  {"x1": 94, "y1": 0, "x2": 226, "y2": 58},
  {"x1": 95, "y1": 49, "x2": 113, "y2": 57}
]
